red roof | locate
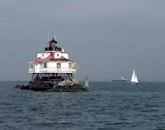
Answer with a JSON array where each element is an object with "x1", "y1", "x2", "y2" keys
[{"x1": 33, "y1": 54, "x2": 71, "y2": 63}]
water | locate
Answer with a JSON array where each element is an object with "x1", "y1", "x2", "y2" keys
[{"x1": 0, "y1": 81, "x2": 165, "y2": 130}]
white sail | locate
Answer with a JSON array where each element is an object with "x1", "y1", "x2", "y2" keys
[
  {"x1": 131, "y1": 70, "x2": 139, "y2": 83},
  {"x1": 85, "y1": 76, "x2": 89, "y2": 88}
]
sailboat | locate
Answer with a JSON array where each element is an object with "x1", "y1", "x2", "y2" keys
[{"x1": 131, "y1": 70, "x2": 139, "y2": 85}]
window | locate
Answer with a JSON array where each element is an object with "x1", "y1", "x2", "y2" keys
[
  {"x1": 29, "y1": 63, "x2": 33, "y2": 68},
  {"x1": 69, "y1": 63, "x2": 72, "y2": 68},
  {"x1": 43, "y1": 63, "x2": 47, "y2": 68},
  {"x1": 57, "y1": 63, "x2": 61, "y2": 68},
  {"x1": 56, "y1": 53, "x2": 60, "y2": 58}
]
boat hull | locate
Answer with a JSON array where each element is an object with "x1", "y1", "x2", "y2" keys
[{"x1": 130, "y1": 82, "x2": 139, "y2": 86}]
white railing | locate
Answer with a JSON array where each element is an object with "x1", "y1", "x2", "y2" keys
[{"x1": 29, "y1": 67, "x2": 77, "y2": 73}]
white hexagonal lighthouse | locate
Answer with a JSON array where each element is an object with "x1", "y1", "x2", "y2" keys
[{"x1": 28, "y1": 38, "x2": 78, "y2": 87}]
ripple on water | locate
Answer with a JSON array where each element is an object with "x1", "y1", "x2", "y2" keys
[{"x1": 0, "y1": 82, "x2": 165, "y2": 129}]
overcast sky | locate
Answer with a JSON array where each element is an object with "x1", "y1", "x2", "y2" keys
[{"x1": 0, "y1": 0, "x2": 165, "y2": 81}]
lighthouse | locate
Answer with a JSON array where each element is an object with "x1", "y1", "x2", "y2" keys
[{"x1": 14, "y1": 37, "x2": 88, "y2": 91}]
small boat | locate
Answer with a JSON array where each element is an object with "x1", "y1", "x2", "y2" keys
[
  {"x1": 112, "y1": 77, "x2": 127, "y2": 83},
  {"x1": 131, "y1": 70, "x2": 139, "y2": 85}
]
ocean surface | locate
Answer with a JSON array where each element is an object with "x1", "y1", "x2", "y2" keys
[{"x1": 0, "y1": 81, "x2": 165, "y2": 130}]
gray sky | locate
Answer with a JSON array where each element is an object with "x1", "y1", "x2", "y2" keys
[{"x1": 0, "y1": 0, "x2": 165, "y2": 81}]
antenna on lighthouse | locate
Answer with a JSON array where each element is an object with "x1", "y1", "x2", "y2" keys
[
  {"x1": 54, "y1": 34, "x2": 59, "y2": 43},
  {"x1": 54, "y1": 34, "x2": 57, "y2": 40},
  {"x1": 46, "y1": 28, "x2": 50, "y2": 41}
]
